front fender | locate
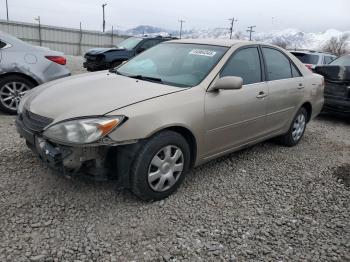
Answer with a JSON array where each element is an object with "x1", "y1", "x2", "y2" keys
[{"x1": 106, "y1": 87, "x2": 206, "y2": 164}]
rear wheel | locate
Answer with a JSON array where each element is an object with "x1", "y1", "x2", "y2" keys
[
  {"x1": 130, "y1": 131, "x2": 191, "y2": 201},
  {"x1": 278, "y1": 107, "x2": 307, "y2": 147},
  {"x1": 0, "y1": 75, "x2": 35, "y2": 114}
]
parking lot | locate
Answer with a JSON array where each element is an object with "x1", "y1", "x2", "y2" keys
[{"x1": 0, "y1": 95, "x2": 349, "y2": 261}]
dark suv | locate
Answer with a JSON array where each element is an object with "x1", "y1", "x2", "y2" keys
[{"x1": 83, "y1": 36, "x2": 176, "y2": 71}]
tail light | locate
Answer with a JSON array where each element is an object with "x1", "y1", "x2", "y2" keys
[
  {"x1": 45, "y1": 56, "x2": 66, "y2": 65},
  {"x1": 304, "y1": 64, "x2": 313, "y2": 71}
]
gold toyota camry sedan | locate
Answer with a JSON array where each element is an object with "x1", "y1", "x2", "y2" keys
[{"x1": 16, "y1": 39, "x2": 324, "y2": 200}]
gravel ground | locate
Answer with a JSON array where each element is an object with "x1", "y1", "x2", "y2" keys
[{"x1": 0, "y1": 112, "x2": 349, "y2": 261}]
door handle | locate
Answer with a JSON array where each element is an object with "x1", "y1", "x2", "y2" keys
[
  {"x1": 256, "y1": 91, "x2": 267, "y2": 99},
  {"x1": 297, "y1": 83, "x2": 305, "y2": 89}
]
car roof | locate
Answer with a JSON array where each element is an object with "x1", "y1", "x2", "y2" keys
[
  {"x1": 167, "y1": 38, "x2": 255, "y2": 47},
  {"x1": 130, "y1": 36, "x2": 177, "y2": 40}
]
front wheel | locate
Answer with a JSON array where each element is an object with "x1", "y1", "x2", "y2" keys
[
  {"x1": 130, "y1": 131, "x2": 191, "y2": 201},
  {"x1": 278, "y1": 107, "x2": 308, "y2": 147}
]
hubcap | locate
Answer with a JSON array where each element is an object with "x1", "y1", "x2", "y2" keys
[
  {"x1": 0, "y1": 82, "x2": 31, "y2": 111},
  {"x1": 292, "y1": 113, "x2": 306, "y2": 141},
  {"x1": 148, "y1": 145, "x2": 184, "y2": 192}
]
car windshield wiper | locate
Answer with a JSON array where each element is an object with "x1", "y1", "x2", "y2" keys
[
  {"x1": 111, "y1": 70, "x2": 162, "y2": 83},
  {"x1": 127, "y1": 74, "x2": 163, "y2": 83}
]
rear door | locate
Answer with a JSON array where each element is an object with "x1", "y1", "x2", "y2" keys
[
  {"x1": 205, "y1": 46, "x2": 269, "y2": 157},
  {"x1": 261, "y1": 47, "x2": 305, "y2": 133}
]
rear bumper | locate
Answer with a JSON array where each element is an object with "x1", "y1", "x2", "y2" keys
[{"x1": 323, "y1": 96, "x2": 350, "y2": 114}]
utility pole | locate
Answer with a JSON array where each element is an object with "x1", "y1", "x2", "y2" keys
[
  {"x1": 246, "y1": 25, "x2": 256, "y2": 41},
  {"x1": 78, "y1": 22, "x2": 83, "y2": 55},
  {"x1": 102, "y1": 3, "x2": 107, "y2": 32},
  {"x1": 35, "y1": 16, "x2": 42, "y2": 46},
  {"x1": 179, "y1": 19, "x2": 185, "y2": 39},
  {"x1": 5, "y1": 0, "x2": 9, "y2": 21},
  {"x1": 228, "y1": 17, "x2": 238, "y2": 39},
  {"x1": 111, "y1": 25, "x2": 114, "y2": 47}
]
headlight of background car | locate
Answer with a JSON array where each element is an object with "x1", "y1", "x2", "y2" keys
[{"x1": 43, "y1": 116, "x2": 125, "y2": 144}]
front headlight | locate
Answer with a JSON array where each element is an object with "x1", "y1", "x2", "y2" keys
[{"x1": 43, "y1": 116, "x2": 125, "y2": 144}]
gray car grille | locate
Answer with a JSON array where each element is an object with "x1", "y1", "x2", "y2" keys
[{"x1": 22, "y1": 109, "x2": 53, "y2": 132}]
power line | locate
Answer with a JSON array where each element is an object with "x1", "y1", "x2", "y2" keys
[
  {"x1": 246, "y1": 25, "x2": 256, "y2": 41},
  {"x1": 179, "y1": 19, "x2": 185, "y2": 39},
  {"x1": 102, "y1": 3, "x2": 107, "y2": 32},
  {"x1": 228, "y1": 17, "x2": 238, "y2": 39}
]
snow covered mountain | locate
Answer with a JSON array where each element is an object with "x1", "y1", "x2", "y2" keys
[{"x1": 116, "y1": 25, "x2": 350, "y2": 51}]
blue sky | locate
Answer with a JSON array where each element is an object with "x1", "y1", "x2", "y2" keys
[{"x1": 2, "y1": 0, "x2": 350, "y2": 32}]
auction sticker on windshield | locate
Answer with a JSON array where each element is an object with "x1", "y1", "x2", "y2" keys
[{"x1": 189, "y1": 49, "x2": 217, "y2": 57}]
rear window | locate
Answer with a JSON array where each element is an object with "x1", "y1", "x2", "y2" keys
[{"x1": 291, "y1": 52, "x2": 319, "y2": 65}]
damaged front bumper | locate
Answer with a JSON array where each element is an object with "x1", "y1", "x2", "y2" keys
[{"x1": 16, "y1": 116, "x2": 114, "y2": 180}]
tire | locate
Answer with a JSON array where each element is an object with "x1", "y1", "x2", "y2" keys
[
  {"x1": 278, "y1": 107, "x2": 308, "y2": 147},
  {"x1": 0, "y1": 75, "x2": 36, "y2": 114},
  {"x1": 130, "y1": 130, "x2": 191, "y2": 201}
]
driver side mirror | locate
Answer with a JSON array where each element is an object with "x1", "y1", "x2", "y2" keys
[{"x1": 210, "y1": 76, "x2": 243, "y2": 91}]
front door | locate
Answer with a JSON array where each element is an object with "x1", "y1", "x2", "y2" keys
[{"x1": 204, "y1": 46, "x2": 269, "y2": 158}]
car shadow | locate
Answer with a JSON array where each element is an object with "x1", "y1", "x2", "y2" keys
[{"x1": 317, "y1": 112, "x2": 350, "y2": 125}]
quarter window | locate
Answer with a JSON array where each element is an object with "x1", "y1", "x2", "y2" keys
[
  {"x1": 262, "y1": 48, "x2": 292, "y2": 81},
  {"x1": 221, "y1": 47, "x2": 262, "y2": 85}
]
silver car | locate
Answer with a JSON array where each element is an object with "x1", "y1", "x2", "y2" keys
[
  {"x1": 0, "y1": 31, "x2": 70, "y2": 114},
  {"x1": 16, "y1": 39, "x2": 324, "y2": 200},
  {"x1": 290, "y1": 50, "x2": 337, "y2": 71}
]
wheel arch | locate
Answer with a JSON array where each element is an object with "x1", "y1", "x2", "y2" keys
[
  {"x1": 301, "y1": 102, "x2": 312, "y2": 122},
  {"x1": 0, "y1": 72, "x2": 39, "y2": 86},
  {"x1": 163, "y1": 126, "x2": 197, "y2": 169}
]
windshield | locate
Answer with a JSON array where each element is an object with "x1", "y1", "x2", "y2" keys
[
  {"x1": 118, "y1": 37, "x2": 143, "y2": 50},
  {"x1": 116, "y1": 43, "x2": 228, "y2": 87},
  {"x1": 330, "y1": 55, "x2": 350, "y2": 66},
  {"x1": 291, "y1": 52, "x2": 320, "y2": 65}
]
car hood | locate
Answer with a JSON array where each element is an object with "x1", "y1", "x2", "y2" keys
[
  {"x1": 85, "y1": 48, "x2": 125, "y2": 55},
  {"x1": 24, "y1": 71, "x2": 183, "y2": 123}
]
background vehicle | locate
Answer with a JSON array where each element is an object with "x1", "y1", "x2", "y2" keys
[
  {"x1": 290, "y1": 50, "x2": 337, "y2": 71},
  {"x1": 315, "y1": 54, "x2": 350, "y2": 115},
  {"x1": 16, "y1": 40, "x2": 324, "y2": 200},
  {"x1": 83, "y1": 36, "x2": 177, "y2": 71},
  {"x1": 0, "y1": 31, "x2": 70, "y2": 114}
]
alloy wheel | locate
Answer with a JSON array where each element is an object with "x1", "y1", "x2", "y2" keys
[{"x1": 0, "y1": 82, "x2": 31, "y2": 111}]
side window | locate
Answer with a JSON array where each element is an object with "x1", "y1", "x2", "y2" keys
[
  {"x1": 0, "y1": 41, "x2": 7, "y2": 49},
  {"x1": 262, "y1": 47, "x2": 292, "y2": 81},
  {"x1": 291, "y1": 62, "x2": 302, "y2": 77},
  {"x1": 140, "y1": 40, "x2": 160, "y2": 50},
  {"x1": 221, "y1": 47, "x2": 262, "y2": 85}
]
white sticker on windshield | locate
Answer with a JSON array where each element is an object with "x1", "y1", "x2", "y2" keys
[{"x1": 189, "y1": 49, "x2": 217, "y2": 57}]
